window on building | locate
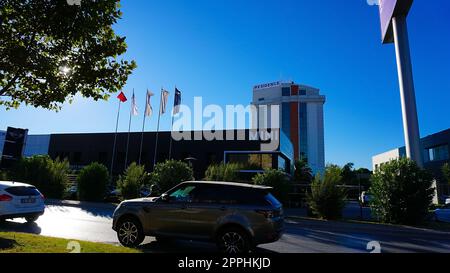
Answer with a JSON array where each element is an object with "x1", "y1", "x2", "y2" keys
[
  {"x1": 282, "y1": 103, "x2": 291, "y2": 137},
  {"x1": 258, "y1": 98, "x2": 265, "y2": 102},
  {"x1": 299, "y1": 90, "x2": 307, "y2": 96},
  {"x1": 282, "y1": 87, "x2": 291, "y2": 97},
  {"x1": 426, "y1": 145, "x2": 449, "y2": 162},
  {"x1": 299, "y1": 103, "x2": 308, "y2": 161}
]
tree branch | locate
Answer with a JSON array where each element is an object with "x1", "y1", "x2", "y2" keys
[{"x1": 0, "y1": 75, "x2": 19, "y2": 96}]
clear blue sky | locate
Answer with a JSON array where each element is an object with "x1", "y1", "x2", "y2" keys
[{"x1": 1, "y1": 0, "x2": 450, "y2": 169}]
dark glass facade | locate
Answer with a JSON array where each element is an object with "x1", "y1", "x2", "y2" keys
[{"x1": 299, "y1": 103, "x2": 308, "y2": 161}]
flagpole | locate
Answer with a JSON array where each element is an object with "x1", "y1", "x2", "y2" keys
[
  {"x1": 124, "y1": 89, "x2": 134, "y2": 170},
  {"x1": 138, "y1": 91, "x2": 148, "y2": 165},
  {"x1": 110, "y1": 100, "x2": 121, "y2": 178},
  {"x1": 153, "y1": 88, "x2": 163, "y2": 168},
  {"x1": 168, "y1": 114, "x2": 175, "y2": 160},
  {"x1": 168, "y1": 87, "x2": 176, "y2": 160}
]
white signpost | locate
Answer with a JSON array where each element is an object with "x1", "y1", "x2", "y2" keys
[{"x1": 379, "y1": 0, "x2": 423, "y2": 168}]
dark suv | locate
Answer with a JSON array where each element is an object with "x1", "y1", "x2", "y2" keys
[{"x1": 112, "y1": 181, "x2": 284, "y2": 253}]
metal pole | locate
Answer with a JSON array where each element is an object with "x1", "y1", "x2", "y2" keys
[
  {"x1": 110, "y1": 101, "x2": 121, "y2": 177},
  {"x1": 124, "y1": 89, "x2": 134, "y2": 170},
  {"x1": 138, "y1": 109, "x2": 147, "y2": 166},
  {"x1": 392, "y1": 15, "x2": 423, "y2": 168},
  {"x1": 168, "y1": 113, "x2": 175, "y2": 160},
  {"x1": 153, "y1": 89, "x2": 163, "y2": 168}
]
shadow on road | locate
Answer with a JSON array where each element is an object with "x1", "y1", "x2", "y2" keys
[
  {"x1": 284, "y1": 219, "x2": 450, "y2": 253},
  {"x1": 0, "y1": 221, "x2": 42, "y2": 235},
  {"x1": 138, "y1": 239, "x2": 277, "y2": 254}
]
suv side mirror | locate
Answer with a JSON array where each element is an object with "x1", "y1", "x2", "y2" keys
[{"x1": 160, "y1": 193, "x2": 170, "y2": 202}]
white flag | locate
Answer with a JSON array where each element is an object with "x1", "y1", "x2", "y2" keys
[
  {"x1": 145, "y1": 90, "x2": 154, "y2": 117},
  {"x1": 131, "y1": 92, "x2": 138, "y2": 116},
  {"x1": 160, "y1": 89, "x2": 170, "y2": 114}
]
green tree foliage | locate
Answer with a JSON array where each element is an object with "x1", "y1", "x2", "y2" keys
[
  {"x1": 77, "y1": 162, "x2": 109, "y2": 202},
  {"x1": 370, "y1": 158, "x2": 434, "y2": 225},
  {"x1": 152, "y1": 160, "x2": 193, "y2": 193},
  {"x1": 307, "y1": 165, "x2": 346, "y2": 220},
  {"x1": 204, "y1": 163, "x2": 242, "y2": 182},
  {"x1": 341, "y1": 163, "x2": 356, "y2": 185},
  {"x1": 442, "y1": 163, "x2": 450, "y2": 186},
  {"x1": 0, "y1": 0, "x2": 136, "y2": 110},
  {"x1": 293, "y1": 159, "x2": 313, "y2": 184},
  {"x1": 117, "y1": 163, "x2": 147, "y2": 200},
  {"x1": 9, "y1": 156, "x2": 69, "y2": 199},
  {"x1": 252, "y1": 169, "x2": 291, "y2": 204}
]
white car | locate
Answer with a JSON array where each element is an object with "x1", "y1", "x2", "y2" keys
[
  {"x1": 0, "y1": 181, "x2": 45, "y2": 223},
  {"x1": 435, "y1": 204, "x2": 450, "y2": 223}
]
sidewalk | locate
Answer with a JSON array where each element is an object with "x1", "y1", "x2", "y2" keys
[{"x1": 45, "y1": 199, "x2": 118, "y2": 210}]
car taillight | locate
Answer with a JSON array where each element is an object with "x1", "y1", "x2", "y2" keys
[
  {"x1": 256, "y1": 210, "x2": 275, "y2": 219},
  {"x1": 0, "y1": 194, "x2": 13, "y2": 202}
]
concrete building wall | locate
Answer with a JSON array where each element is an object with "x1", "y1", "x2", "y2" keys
[{"x1": 372, "y1": 148, "x2": 402, "y2": 171}]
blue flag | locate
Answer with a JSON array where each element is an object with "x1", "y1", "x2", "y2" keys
[{"x1": 173, "y1": 88, "x2": 182, "y2": 114}]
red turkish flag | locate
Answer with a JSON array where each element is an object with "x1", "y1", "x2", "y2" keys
[{"x1": 117, "y1": 91, "x2": 127, "y2": 103}]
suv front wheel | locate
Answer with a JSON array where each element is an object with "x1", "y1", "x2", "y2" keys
[
  {"x1": 216, "y1": 227, "x2": 251, "y2": 254},
  {"x1": 117, "y1": 217, "x2": 144, "y2": 247}
]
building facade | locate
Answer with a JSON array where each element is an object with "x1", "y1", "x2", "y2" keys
[
  {"x1": 372, "y1": 128, "x2": 450, "y2": 173},
  {"x1": 47, "y1": 129, "x2": 294, "y2": 179},
  {"x1": 252, "y1": 81, "x2": 326, "y2": 174}
]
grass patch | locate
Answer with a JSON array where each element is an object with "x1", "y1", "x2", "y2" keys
[{"x1": 0, "y1": 232, "x2": 141, "y2": 253}]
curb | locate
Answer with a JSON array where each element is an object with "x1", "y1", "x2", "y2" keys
[{"x1": 45, "y1": 199, "x2": 118, "y2": 210}]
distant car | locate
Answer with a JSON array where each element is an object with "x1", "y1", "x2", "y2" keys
[
  {"x1": 0, "y1": 181, "x2": 45, "y2": 223},
  {"x1": 112, "y1": 181, "x2": 284, "y2": 253},
  {"x1": 359, "y1": 191, "x2": 373, "y2": 206},
  {"x1": 67, "y1": 185, "x2": 78, "y2": 199},
  {"x1": 435, "y1": 204, "x2": 450, "y2": 223},
  {"x1": 446, "y1": 198, "x2": 450, "y2": 205}
]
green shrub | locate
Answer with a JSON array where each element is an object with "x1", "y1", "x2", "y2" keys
[
  {"x1": 307, "y1": 165, "x2": 346, "y2": 220},
  {"x1": 370, "y1": 158, "x2": 434, "y2": 225},
  {"x1": 152, "y1": 160, "x2": 193, "y2": 193},
  {"x1": 77, "y1": 162, "x2": 109, "y2": 202},
  {"x1": 204, "y1": 163, "x2": 242, "y2": 182},
  {"x1": 9, "y1": 156, "x2": 69, "y2": 199},
  {"x1": 252, "y1": 169, "x2": 291, "y2": 204},
  {"x1": 117, "y1": 163, "x2": 147, "y2": 199}
]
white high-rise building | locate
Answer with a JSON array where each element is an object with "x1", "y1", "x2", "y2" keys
[{"x1": 252, "y1": 81, "x2": 326, "y2": 174}]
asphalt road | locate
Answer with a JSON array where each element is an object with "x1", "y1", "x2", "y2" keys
[{"x1": 1, "y1": 204, "x2": 450, "y2": 253}]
